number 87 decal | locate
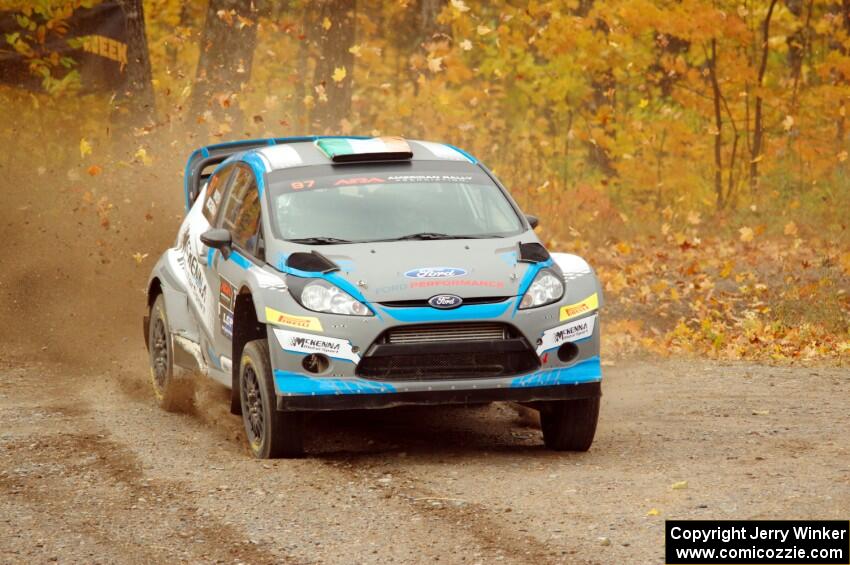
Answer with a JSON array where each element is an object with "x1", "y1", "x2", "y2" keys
[{"x1": 290, "y1": 180, "x2": 315, "y2": 190}]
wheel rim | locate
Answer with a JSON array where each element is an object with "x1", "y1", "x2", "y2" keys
[
  {"x1": 151, "y1": 318, "x2": 169, "y2": 392},
  {"x1": 241, "y1": 364, "x2": 264, "y2": 447}
]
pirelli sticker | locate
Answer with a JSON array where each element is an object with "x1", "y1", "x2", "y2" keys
[
  {"x1": 264, "y1": 307, "x2": 324, "y2": 332},
  {"x1": 559, "y1": 293, "x2": 599, "y2": 321}
]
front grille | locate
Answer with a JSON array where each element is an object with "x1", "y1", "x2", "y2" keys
[
  {"x1": 356, "y1": 323, "x2": 540, "y2": 381},
  {"x1": 379, "y1": 296, "x2": 511, "y2": 308},
  {"x1": 386, "y1": 322, "x2": 508, "y2": 344}
]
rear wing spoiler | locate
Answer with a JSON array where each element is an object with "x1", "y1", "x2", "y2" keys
[{"x1": 182, "y1": 136, "x2": 371, "y2": 212}]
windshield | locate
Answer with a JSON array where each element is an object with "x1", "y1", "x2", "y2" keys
[{"x1": 267, "y1": 162, "x2": 524, "y2": 243}]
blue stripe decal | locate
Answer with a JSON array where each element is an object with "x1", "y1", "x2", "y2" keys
[
  {"x1": 380, "y1": 300, "x2": 512, "y2": 322},
  {"x1": 273, "y1": 370, "x2": 396, "y2": 395},
  {"x1": 516, "y1": 258, "x2": 554, "y2": 296},
  {"x1": 207, "y1": 345, "x2": 221, "y2": 369},
  {"x1": 444, "y1": 143, "x2": 478, "y2": 164},
  {"x1": 229, "y1": 251, "x2": 251, "y2": 270},
  {"x1": 206, "y1": 247, "x2": 216, "y2": 266},
  {"x1": 242, "y1": 152, "x2": 268, "y2": 197},
  {"x1": 510, "y1": 356, "x2": 601, "y2": 388}
]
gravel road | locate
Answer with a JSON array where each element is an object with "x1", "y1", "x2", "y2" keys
[{"x1": 1, "y1": 345, "x2": 847, "y2": 564}]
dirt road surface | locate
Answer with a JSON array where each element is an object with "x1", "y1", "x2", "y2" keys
[
  {"x1": 1, "y1": 344, "x2": 847, "y2": 564},
  {"x1": 0, "y1": 152, "x2": 847, "y2": 564}
]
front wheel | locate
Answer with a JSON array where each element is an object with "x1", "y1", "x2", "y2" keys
[
  {"x1": 539, "y1": 397, "x2": 600, "y2": 452},
  {"x1": 240, "y1": 339, "x2": 304, "y2": 458},
  {"x1": 148, "y1": 294, "x2": 193, "y2": 412}
]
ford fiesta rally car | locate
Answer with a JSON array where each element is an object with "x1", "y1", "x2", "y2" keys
[{"x1": 144, "y1": 136, "x2": 604, "y2": 458}]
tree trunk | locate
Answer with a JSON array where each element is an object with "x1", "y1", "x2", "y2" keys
[
  {"x1": 189, "y1": 0, "x2": 259, "y2": 134},
  {"x1": 310, "y1": 0, "x2": 356, "y2": 133},
  {"x1": 749, "y1": 0, "x2": 778, "y2": 192},
  {"x1": 111, "y1": 0, "x2": 156, "y2": 128},
  {"x1": 709, "y1": 39, "x2": 724, "y2": 209}
]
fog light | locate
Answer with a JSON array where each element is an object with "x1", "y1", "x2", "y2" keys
[
  {"x1": 557, "y1": 342, "x2": 579, "y2": 363},
  {"x1": 302, "y1": 354, "x2": 329, "y2": 374}
]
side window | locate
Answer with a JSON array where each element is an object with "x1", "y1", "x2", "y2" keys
[
  {"x1": 221, "y1": 165, "x2": 262, "y2": 254},
  {"x1": 202, "y1": 164, "x2": 233, "y2": 223}
]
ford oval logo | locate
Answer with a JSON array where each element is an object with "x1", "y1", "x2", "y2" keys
[
  {"x1": 428, "y1": 294, "x2": 463, "y2": 309},
  {"x1": 404, "y1": 267, "x2": 467, "y2": 279}
]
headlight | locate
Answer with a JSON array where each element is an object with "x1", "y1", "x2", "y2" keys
[
  {"x1": 519, "y1": 269, "x2": 564, "y2": 309},
  {"x1": 299, "y1": 280, "x2": 372, "y2": 316}
]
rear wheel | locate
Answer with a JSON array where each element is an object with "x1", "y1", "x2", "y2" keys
[
  {"x1": 240, "y1": 339, "x2": 304, "y2": 458},
  {"x1": 539, "y1": 397, "x2": 600, "y2": 452},
  {"x1": 148, "y1": 294, "x2": 193, "y2": 412}
]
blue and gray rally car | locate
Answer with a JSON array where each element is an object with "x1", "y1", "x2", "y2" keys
[{"x1": 144, "y1": 136, "x2": 604, "y2": 458}]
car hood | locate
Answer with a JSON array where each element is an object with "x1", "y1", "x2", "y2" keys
[{"x1": 271, "y1": 235, "x2": 544, "y2": 302}]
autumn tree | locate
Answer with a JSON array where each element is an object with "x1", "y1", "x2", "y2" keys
[
  {"x1": 189, "y1": 0, "x2": 259, "y2": 134},
  {"x1": 307, "y1": 0, "x2": 356, "y2": 132},
  {"x1": 111, "y1": 0, "x2": 156, "y2": 128}
]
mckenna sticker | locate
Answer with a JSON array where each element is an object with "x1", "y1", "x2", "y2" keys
[
  {"x1": 264, "y1": 307, "x2": 324, "y2": 332},
  {"x1": 536, "y1": 314, "x2": 597, "y2": 355},
  {"x1": 559, "y1": 293, "x2": 599, "y2": 321},
  {"x1": 273, "y1": 329, "x2": 360, "y2": 363}
]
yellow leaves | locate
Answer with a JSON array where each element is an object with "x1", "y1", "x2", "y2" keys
[
  {"x1": 331, "y1": 66, "x2": 347, "y2": 83},
  {"x1": 79, "y1": 138, "x2": 92, "y2": 158},
  {"x1": 687, "y1": 211, "x2": 701, "y2": 225},
  {"x1": 427, "y1": 55, "x2": 444, "y2": 73},
  {"x1": 476, "y1": 25, "x2": 492, "y2": 36},
  {"x1": 605, "y1": 271, "x2": 629, "y2": 294},
  {"x1": 782, "y1": 115, "x2": 794, "y2": 131},
  {"x1": 783, "y1": 221, "x2": 798, "y2": 236},
  {"x1": 132, "y1": 252, "x2": 149, "y2": 265},
  {"x1": 647, "y1": 508, "x2": 661, "y2": 516},
  {"x1": 614, "y1": 241, "x2": 632, "y2": 255},
  {"x1": 719, "y1": 260, "x2": 734, "y2": 278},
  {"x1": 838, "y1": 151, "x2": 848, "y2": 163},
  {"x1": 134, "y1": 147, "x2": 152, "y2": 166},
  {"x1": 322, "y1": 17, "x2": 332, "y2": 31},
  {"x1": 839, "y1": 252, "x2": 850, "y2": 276},
  {"x1": 450, "y1": 0, "x2": 470, "y2": 12},
  {"x1": 739, "y1": 226, "x2": 754, "y2": 242},
  {"x1": 671, "y1": 481, "x2": 688, "y2": 490},
  {"x1": 459, "y1": 39, "x2": 473, "y2": 51},
  {"x1": 639, "y1": 98, "x2": 649, "y2": 109},
  {"x1": 750, "y1": 154, "x2": 764, "y2": 164},
  {"x1": 303, "y1": 94, "x2": 315, "y2": 110},
  {"x1": 348, "y1": 45, "x2": 361, "y2": 57}
]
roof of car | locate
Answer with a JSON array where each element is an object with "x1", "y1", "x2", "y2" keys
[{"x1": 244, "y1": 137, "x2": 477, "y2": 173}]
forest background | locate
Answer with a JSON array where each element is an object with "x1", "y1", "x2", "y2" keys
[{"x1": 1, "y1": 0, "x2": 848, "y2": 363}]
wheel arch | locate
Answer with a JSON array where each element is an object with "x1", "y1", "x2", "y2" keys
[{"x1": 231, "y1": 285, "x2": 268, "y2": 396}]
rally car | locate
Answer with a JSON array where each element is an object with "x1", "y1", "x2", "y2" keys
[{"x1": 144, "y1": 136, "x2": 604, "y2": 458}]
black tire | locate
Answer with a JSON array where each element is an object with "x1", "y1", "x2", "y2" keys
[
  {"x1": 148, "y1": 294, "x2": 194, "y2": 412},
  {"x1": 229, "y1": 374, "x2": 242, "y2": 415},
  {"x1": 539, "y1": 397, "x2": 600, "y2": 452},
  {"x1": 239, "y1": 339, "x2": 304, "y2": 458}
]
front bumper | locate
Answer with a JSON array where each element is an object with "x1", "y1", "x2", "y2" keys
[
  {"x1": 266, "y1": 279, "x2": 603, "y2": 410},
  {"x1": 276, "y1": 380, "x2": 600, "y2": 410}
]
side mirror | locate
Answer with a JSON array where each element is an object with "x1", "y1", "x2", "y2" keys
[
  {"x1": 526, "y1": 214, "x2": 539, "y2": 229},
  {"x1": 200, "y1": 228, "x2": 233, "y2": 260}
]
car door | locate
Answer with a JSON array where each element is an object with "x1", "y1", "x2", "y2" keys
[
  {"x1": 176, "y1": 163, "x2": 234, "y2": 350},
  {"x1": 209, "y1": 163, "x2": 265, "y2": 370}
]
